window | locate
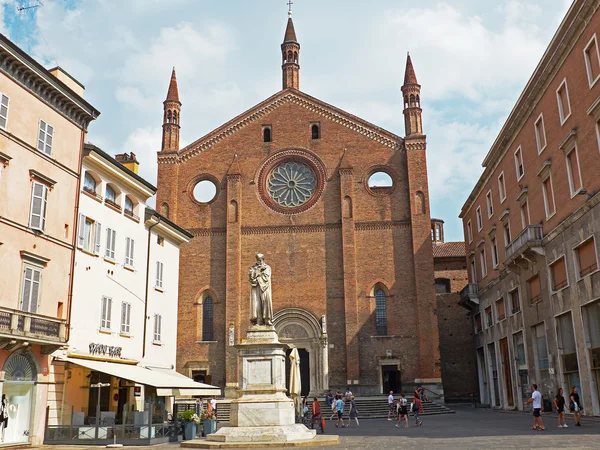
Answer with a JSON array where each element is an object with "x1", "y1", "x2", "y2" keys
[
  {"x1": 153, "y1": 314, "x2": 162, "y2": 342},
  {"x1": 474, "y1": 313, "x2": 482, "y2": 333},
  {"x1": 435, "y1": 278, "x2": 451, "y2": 294},
  {"x1": 125, "y1": 237, "x2": 135, "y2": 267},
  {"x1": 202, "y1": 296, "x2": 214, "y2": 341},
  {"x1": 375, "y1": 288, "x2": 387, "y2": 335},
  {"x1": 156, "y1": 261, "x2": 164, "y2": 289},
  {"x1": 565, "y1": 146, "x2": 582, "y2": 196},
  {"x1": 556, "y1": 79, "x2": 571, "y2": 124},
  {"x1": 527, "y1": 274, "x2": 541, "y2": 304},
  {"x1": 0, "y1": 94, "x2": 9, "y2": 129},
  {"x1": 491, "y1": 237, "x2": 498, "y2": 268},
  {"x1": 100, "y1": 296, "x2": 112, "y2": 329},
  {"x1": 584, "y1": 34, "x2": 600, "y2": 87},
  {"x1": 20, "y1": 264, "x2": 42, "y2": 313},
  {"x1": 575, "y1": 238, "x2": 598, "y2": 278},
  {"x1": 476, "y1": 206, "x2": 483, "y2": 231},
  {"x1": 509, "y1": 288, "x2": 521, "y2": 314},
  {"x1": 434, "y1": 223, "x2": 442, "y2": 241},
  {"x1": 557, "y1": 312, "x2": 579, "y2": 388},
  {"x1": 124, "y1": 196, "x2": 134, "y2": 215},
  {"x1": 542, "y1": 176, "x2": 556, "y2": 219},
  {"x1": 486, "y1": 190, "x2": 493, "y2": 218},
  {"x1": 311, "y1": 124, "x2": 320, "y2": 139},
  {"x1": 534, "y1": 114, "x2": 547, "y2": 153},
  {"x1": 514, "y1": 146, "x2": 524, "y2": 180},
  {"x1": 485, "y1": 306, "x2": 493, "y2": 328},
  {"x1": 37, "y1": 120, "x2": 54, "y2": 155},
  {"x1": 533, "y1": 323, "x2": 549, "y2": 375},
  {"x1": 467, "y1": 220, "x2": 473, "y2": 243},
  {"x1": 105, "y1": 228, "x2": 116, "y2": 259},
  {"x1": 83, "y1": 172, "x2": 96, "y2": 194},
  {"x1": 29, "y1": 182, "x2": 48, "y2": 231},
  {"x1": 503, "y1": 221, "x2": 511, "y2": 247},
  {"x1": 496, "y1": 297, "x2": 505, "y2": 321},
  {"x1": 78, "y1": 214, "x2": 101, "y2": 254},
  {"x1": 520, "y1": 201, "x2": 530, "y2": 229},
  {"x1": 498, "y1": 172, "x2": 506, "y2": 202},
  {"x1": 105, "y1": 185, "x2": 118, "y2": 208},
  {"x1": 263, "y1": 126, "x2": 272, "y2": 143},
  {"x1": 550, "y1": 257, "x2": 568, "y2": 291},
  {"x1": 480, "y1": 247, "x2": 487, "y2": 278},
  {"x1": 120, "y1": 302, "x2": 131, "y2": 334},
  {"x1": 470, "y1": 258, "x2": 477, "y2": 283}
]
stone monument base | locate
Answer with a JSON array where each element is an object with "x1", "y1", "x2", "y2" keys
[{"x1": 180, "y1": 434, "x2": 340, "y2": 449}]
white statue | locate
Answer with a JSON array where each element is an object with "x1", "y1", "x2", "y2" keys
[{"x1": 249, "y1": 253, "x2": 273, "y2": 326}]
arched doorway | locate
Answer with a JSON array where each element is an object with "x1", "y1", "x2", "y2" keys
[
  {"x1": 274, "y1": 308, "x2": 328, "y2": 396},
  {"x1": 2, "y1": 351, "x2": 38, "y2": 444}
]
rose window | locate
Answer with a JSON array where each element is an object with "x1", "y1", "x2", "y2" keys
[{"x1": 267, "y1": 161, "x2": 317, "y2": 208}]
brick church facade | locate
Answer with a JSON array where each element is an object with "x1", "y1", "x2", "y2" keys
[{"x1": 157, "y1": 13, "x2": 444, "y2": 397}]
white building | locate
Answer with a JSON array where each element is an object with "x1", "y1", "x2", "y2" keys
[{"x1": 47, "y1": 144, "x2": 219, "y2": 444}]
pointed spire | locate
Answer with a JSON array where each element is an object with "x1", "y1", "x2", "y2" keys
[
  {"x1": 284, "y1": 17, "x2": 297, "y2": 42},
  {"x1": 166, "y1": 67, "x2": 180, "y2": 102},
  {"x1": 403, "y1": 53, "x2": 418, "y2": 85}
]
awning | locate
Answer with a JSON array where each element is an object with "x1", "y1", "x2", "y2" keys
[{"x1": 58, "y1": 356, "x2": 221, "y2": 396}]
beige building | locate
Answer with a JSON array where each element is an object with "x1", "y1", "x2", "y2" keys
[{"x1": 0, "y1": 33, "x2": 99, "y2": 445}]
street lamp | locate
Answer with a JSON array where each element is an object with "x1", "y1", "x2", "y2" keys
[{"x1": 90, "y1": 382, "x2": 111, "y2": 425}]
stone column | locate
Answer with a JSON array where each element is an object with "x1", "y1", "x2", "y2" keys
[
  {"x1": 225, "y1": 171, "x2": 242, "y2": 397},
  {"x1": 339, "y1": 167, "x2": 359, "y2": 385}
]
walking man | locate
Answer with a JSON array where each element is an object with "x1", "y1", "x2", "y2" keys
[
  {"x1": 524, "y1": 384, "x2": 545, "y2": 430},
  {"x1": 387, "y1": 391, "x2": 394, "y2": 421},
  {"x1": 335, "y1": 395, "x2": 345, "y2": 428}
]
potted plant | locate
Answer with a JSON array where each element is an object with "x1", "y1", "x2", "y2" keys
[
  {"x1": 201, "y1": 409, "x2": 217, "y2": 435},
  {"x1": 178, "y1": 410, "x2": 200, "y2": 440}
]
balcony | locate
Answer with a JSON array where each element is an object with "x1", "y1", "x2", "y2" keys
[
  {"x1": 459, "y1": 283, "x2": 479, "y2": 309},
  {"x1": 0, "y1": 307, "x2": 67, "y2": 354},
  {"x1": 505, "y1": 225, "x2": 544, "y2": 269}
]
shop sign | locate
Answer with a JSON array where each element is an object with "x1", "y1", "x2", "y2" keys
[
  {"x1": 134, "y1": 386, "x2": 142, "y2": 397},
  {"x1": 89, "y1": 343, "x2": 122, "y2": 358}
]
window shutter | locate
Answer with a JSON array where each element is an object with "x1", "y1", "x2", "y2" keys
[
  {"x1": 30, "y1": 182, "x2": 47, "y2": 230},
  {"x1": 121, "y1": 302, "x2": 127, "y2": 333},
  {"x1": 126, "y1": 304, "x2": 131, "y2": 332},
  {"x1": 38, "y1": 120, "x2": 46, "y2": 152},
  {"x1": 21, "y1": 267, "x2": 33, "y2": 311},
  {"x1": 45, "y1": 124, "x2": 54, "y2": 155},
  {"x1": 78, "y1": 213, "x2": 85, "y2": 248},
  {"x1": 105, "y1": 228, "x2": 111, "y2": 258},
  {"x1": 160, "y1": 262, "x2": 163, "y2": 287},
  {"x1": 111, "y1": 229, "x2": 116, "y2": 258},
  {"x1": 130, "y1": 239, "x2": 135, "y2": 265},
  {"x1": 101, "y1": 297, "x2": 107, "y2": 328},
  {"x1": 125, "y1": 237, "x2": 130, "y2": 265},
  {"x1": 95, "y1": 222, "x2": 102, "y2": 254},
  {"x1": 31, "y1": 268, "x2": 41, "y2": 313},
  {"x1": 107, "y1": 297, "x2": 112, "y2": 328},
  {"x1": 0, "y1": 94, "x2": 9, "y2": 129}
]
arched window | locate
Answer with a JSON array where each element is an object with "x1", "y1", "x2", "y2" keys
[
  {"x1": 173, "y1": 111, "x2": 178, "y2": 124},
  {"x1": 83, "y1": 172, "x2": 96, "y2": 193},
  {"x1": 294, "y1": 51, "x2": 298, "y2": 63},
  {"x1": 167, "y1": 110, "x2": 172, "y2": 123},
  {"x1": 410, "y1": 94, "x2": 416, "y2": 106},
  {"x1": 161, "y1": 202, "x2": 170, "y2": 218},
  {"x1": 3, "y1": 351, "x2": 37, "y2": 381},
  {"x1": 105, "y1": 185, "x2": 117, "y2": 203},
  {"x1": 287, "y1": 50, "x2": 293, "y2": 62},
  {"x1": 124, "y1": 196, "x2": 134, "y2": 215},
  {"x1": 375, "y1": 288, "x2": 387, "y2": 336},
  {"x1": 311, "y1": 124, "x2": 320, "y2": 139},
  {"x1": 263, "y1": 127, "x2": 272, "y2": 143},
  {"x1": 202, "y1": 296, "x2": 214, "y2": 341},
  {"x1": 416, "y1": 95, "x2": 420, "y2": 107}
]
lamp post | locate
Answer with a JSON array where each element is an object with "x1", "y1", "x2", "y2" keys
[{"x1": 90, "y1": 381, "x2": 111, "y2": 437}]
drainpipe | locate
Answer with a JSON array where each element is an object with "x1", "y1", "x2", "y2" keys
[{"x1": 142, "y1": 215, "x2": 161, "y2": 358}]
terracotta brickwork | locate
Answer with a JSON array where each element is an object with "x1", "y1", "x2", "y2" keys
[{"x1": 158, "y1": 17, "x2": 441, "y2": 396}]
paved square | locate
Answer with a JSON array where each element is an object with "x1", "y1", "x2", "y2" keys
[{"x1": 39, "y1": 407, "x2": 600, "y2": 450}]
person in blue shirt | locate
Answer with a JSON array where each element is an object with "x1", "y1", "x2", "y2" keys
[{"x1": 335, "y1": 395, "x2": 345, "y2": 428}]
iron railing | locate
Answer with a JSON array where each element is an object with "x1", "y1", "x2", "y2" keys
[
  {"x1": 0, "y1": 306, "x2": 66, "y2": 342},
  {"x1": 505, "y1": 225, "x2": 543, "y2": 261}
]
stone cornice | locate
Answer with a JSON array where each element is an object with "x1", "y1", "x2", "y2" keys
[{"x1": 158, "y1": 90, "x2": 404, "y2": 165}]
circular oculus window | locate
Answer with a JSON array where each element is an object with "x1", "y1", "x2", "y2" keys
[
  {"x1": 267, "y1": 161, "x2": 317, "y2": 208},
  {"x1": 193, "y1": 179, "x2": 217, "y2": 203}
]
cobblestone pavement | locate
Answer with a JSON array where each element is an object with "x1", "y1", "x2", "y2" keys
[{"x1": 38, "y1": 406, "x2": 600, "y2": 449}]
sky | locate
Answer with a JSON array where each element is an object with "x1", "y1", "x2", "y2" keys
[{"x1": 0, "y1": 0, "x2": 574, "y2": 241}]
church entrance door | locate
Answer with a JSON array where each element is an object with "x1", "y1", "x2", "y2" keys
[
  {"x1": 286, "y1": 348, "x2": 311, "y2": 397},
  {"x1": 382, "y1": 365, "x2": 401, "y2": 394}
]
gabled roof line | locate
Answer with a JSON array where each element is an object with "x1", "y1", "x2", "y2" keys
[{"x1": 158, "y1": 89, "x2": 403, "y2": 165}]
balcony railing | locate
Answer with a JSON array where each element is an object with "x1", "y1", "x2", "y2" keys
[
  {"x1": 0, "y1": 306, "x2": 66, "y2": 345},
  {"x1": 105, "y1": 198, "x2": 122, "y2": 211},
  {"x1": 459, "y1": 283, "x2": 479, "y2": 308},
  {"x1": 505, "y1": 225, "x2": 544, "y2": 262},
  {"x1": 124, "y1": 209, "x2": 140, "y2": 221}
]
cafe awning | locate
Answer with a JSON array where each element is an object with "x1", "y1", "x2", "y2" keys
[{"x1": 58, "y1": 356, "x2": 221, "y2": 396}]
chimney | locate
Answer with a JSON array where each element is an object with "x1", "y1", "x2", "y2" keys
[
  {"x1": 48, "y1": 66, "x2": 85, "y2": 97},
  {"x1": 115, "y1": 152, "x2": 139, "y2": 174}
]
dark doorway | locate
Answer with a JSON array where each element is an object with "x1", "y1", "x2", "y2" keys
[
  {"x1": 382, "y1": 365, "x2": 401, "y2": 394},
  {"x1": 192, "y1": 370, "x2": 211, "y2": 385},
  {"x1": 286, "y1": 348, "x2": 310, "y2": 397}
]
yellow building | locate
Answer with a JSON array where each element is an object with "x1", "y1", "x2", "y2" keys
[{"x1": 0, "y1": 33, "x2": 99, "y2": 445}]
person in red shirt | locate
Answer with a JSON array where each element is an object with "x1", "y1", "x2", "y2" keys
[
  {"x1": 311, "y1": 397, "x2": 324, "y2": 432},
  {"x1": 413, "y1": 396, "x2": 423, "y2": 426}
]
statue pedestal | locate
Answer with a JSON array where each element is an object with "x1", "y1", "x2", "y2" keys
[{"x1": 206, "y1": 326, "x2": 318, "y2": 445}]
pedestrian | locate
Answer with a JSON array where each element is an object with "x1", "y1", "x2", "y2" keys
[
  {"x1": 414, "y1": 385, "x2": 422, "y2": 401},
  {"x1": 345, "y1": 387, "x2": 353, "y2": 401},
  {"x1": 387, "y1": 391, "x2": 395, "y2": 421},
  {"x1": 348, "y1": 395, "x2": 359, "y2": 427},
  {"x1": 524, "y1": 384, "x2": 545, "y2": 431},
  {"x1": 326, "y1": 390, "x2": 334, "y2": 409},
  {"x1": 311, "y1": 397, "x2": 323, "y2": 431},
  {"x1": 395, "y1": 393, "x2": 409, "y2": 428},
  {"x1": 413, "y1": 395, "x2": 423, "y2": 426},
  {"x1": 335, "y1": 395, "x2": 345, "y2": 428},
  {"x1": 554, "y1": 388, "x2": 567, "y2": 428},
  {"x1": 569, "y1": 386, "x2": 583, "y2": 427},
  {"x1": 210, "y1": 395, "x2": 217, "y2": 411},
  {"x1": 329, "y1": 394, "x2": 338, "y2": 421},
  {"x1": 302, "y1": 395, "x2": 309, "y2": 416}
]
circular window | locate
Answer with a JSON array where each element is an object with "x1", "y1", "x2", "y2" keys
[
  {"x1": 268, "y1": 161, "x2": 317, "y2": 208},
  {"x1": 193, "y1": 180, "x2": 217, "y2": 203},
  {"x1": 257, "y1": 149, "x2": 326, "y2": 214},
  {"x1": 368, "y1": 171, "x2": 393, "y2": 188}
]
